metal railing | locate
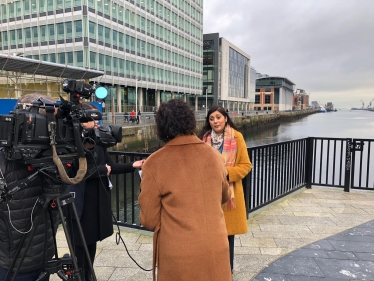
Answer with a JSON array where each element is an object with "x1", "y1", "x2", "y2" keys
[{"x1": 108, "y1": 137, "x2": 374, "y2": 229}]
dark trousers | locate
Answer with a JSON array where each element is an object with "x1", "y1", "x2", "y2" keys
[
  {"x1": 75, "y1": 243, "x2": 97, "y2": 280},
  {"x1": 228, "y1": 235, "x2": 235, "y2": 271}
]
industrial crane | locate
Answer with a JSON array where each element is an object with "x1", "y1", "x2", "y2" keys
[
  {"x1": 368, "y1": 99, "x2": 374, "y2": 109},
  {"x1": 361, "y1": 99, "x2": 364, "y2": 109}
]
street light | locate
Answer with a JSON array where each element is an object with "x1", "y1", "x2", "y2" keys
[
  {"x1": 205, "y1": 88, "x2": 208, "y2": 117},
  {"x1": 135, "y1": 78, "x2": 140, "y2": 119}
]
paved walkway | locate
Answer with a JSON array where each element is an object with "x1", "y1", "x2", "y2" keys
[{"x1": 51, "y1": 186, "x2": 374, "y2": 281}]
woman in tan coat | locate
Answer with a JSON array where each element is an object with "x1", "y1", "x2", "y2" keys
[
  {"x1": 138, "y1": 99, "x2": 232, "y2": 281},
  {"x1": 198, "y1": 105, "x2": 252, "y2": 272}
]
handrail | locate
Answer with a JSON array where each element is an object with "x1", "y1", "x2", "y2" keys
[{"x1": 108, "y1": 136, "x2": 374, "y2": 229}]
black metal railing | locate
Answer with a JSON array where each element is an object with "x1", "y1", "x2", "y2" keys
[{"x1": 108, "y1": 137, "x2": 374, "y2": 229}]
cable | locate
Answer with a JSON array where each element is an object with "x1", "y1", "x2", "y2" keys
[
  {"x1": 7, "y1": 198, "x2": 39, "y2": 234},
  {"x1": 88, "y1": 150, "x2": 152, "y2": 272}
]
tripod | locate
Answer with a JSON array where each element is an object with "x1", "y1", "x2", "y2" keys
[{"x1": 3, "y1": 173, "x2": 97, "y2": 281}]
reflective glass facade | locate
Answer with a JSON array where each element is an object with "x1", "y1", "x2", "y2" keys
[
  {"x1": 228, "y1": 47, "x2": 247, "y2": 98},
  {"x1": 0, "y1": 0, "x2": 203, "y2": 108}
]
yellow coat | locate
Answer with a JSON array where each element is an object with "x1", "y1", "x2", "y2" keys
[{"x1": 207, "y1": 130, "x2": 252, "y2": 235}]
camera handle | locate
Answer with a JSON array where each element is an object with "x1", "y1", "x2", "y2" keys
[{"x1": 0, "y1": 170, "x2": 39, "y2": 204}]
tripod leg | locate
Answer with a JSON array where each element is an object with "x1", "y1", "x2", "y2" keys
[{"x1": 57, "y1": 194, "x2": 97, "y2": 281}]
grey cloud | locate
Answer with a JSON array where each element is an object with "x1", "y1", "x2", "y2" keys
[{"x1": 203, "y1": 0, "x2": 374, "y2": 107}]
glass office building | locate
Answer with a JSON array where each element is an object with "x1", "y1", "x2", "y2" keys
[
  {"x1": 0, "y1": 0, "x2": 203, "y2": 111},
  {"x1": 202, "y1": 33, "x2": 251, "y2": 112}
]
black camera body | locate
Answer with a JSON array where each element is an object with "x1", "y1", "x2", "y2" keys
[
  {"x1": 0, "y1": 78, "x2": 120, "y2": 164},
  {"x1": 0, "y1": 109, "x2": 76, "y2": 161},
  {"x1": 83, "y1": 124, "x2": 122, "y2": 149}
]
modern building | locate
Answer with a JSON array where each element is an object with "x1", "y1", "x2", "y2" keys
[
  {"x1": 293, "y1": 89, "x2": 309, "y2": 110},
  {"x1": 310, "y1": 101, "x2": 320, "y2": 109},
  {"x1": 0, "y1": 0, "x2": 203, "y2": 112},
  {"x1": 255, "y1": 76, "x2": 295, "y2": 111},
  {"x1": 202, "y1": 33, "x2": 251, "y2": 112}
]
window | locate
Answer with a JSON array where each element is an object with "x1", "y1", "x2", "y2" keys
[
  {"x1": 56, "y1": 0, "x2": 63, "y2": 10},
  {"x1": 112, "y1": 57, "x2": 118, "y2": 73},
  {"x1": 16, "y1": 1, "x2": 22, "y2": 16},
  {"x1": 98, "y1": 25, "x2": 104, "y2": 42},
  {"x1": 90, "y1": 52, "x2": 96, "y2": 69},
  {"x1": 25, "y1": 28, "x2": 31, "y2": 44},
  {"x1": 50, "y1": 53, "x2": 56, "y2": 63},
  {"x1": 57, "y1": 23, "x2": 64, "y2": 40},
  {"x1": 99, "y1": 54, "x2": 104, "y2": 70},
  {"x1": 89, "y1": 21, "x2": 96, "y2": 39},
  {"x1": 2, "y1": 31, "x2": 8, "y2": 47},
  {"x1": 105, "y1": 55, "x2": 111, "y2": 71},
  {"x1": 65, "y1": 0, "x2": 72, "y2": 9},
  {"x1": 104, "y1": 27, "x2": 111, "y2": 44},
  {"x1": 112, "y1": 30, "x2": 118, "y2": 46},
  {"x1": 1, "y1": 5, "x2": 6, "y2": 20},
  {"x1": 7, "y1": 29, "x2": 14, "y2": 47},
  {"x1": 59, "y1": 53, "x2": 66, "y2": 64},
  {"x1": 23, "y1": 1, "x2": 31, "y2": 15},
  {"x1": 67, "y1": 52, "x2": 74, "y2": 65},
  {"x1": 38, "y1": 0, "x2": 45, "y2": 13},
  {"x1": 48, "y1": 24, "x2": 55, "y2": 41},
  {"x1": 265, "y1": 95, "x2": 271, "y2": 104},
  {"x1": 75, "y1": 20, "x2": 82, "y2": 37},
  {"x1": 66, "y1": 22, "x2": 73, "y2": 39},
  {"x1": 76, "y1": 51, "x2": 83, "y2": 67},
  {"x1": 118, "y1": 32, "x2": 124, "y2": 48},
  {"x1": 47, "y1": 0, "x2": 54, "y2": 11},
  {"x1": 104, "y1": 0, "x2": 110, "y2": 14},
  {"x1": 255, "y1": 95, "x2": 260, "y2": 104}
]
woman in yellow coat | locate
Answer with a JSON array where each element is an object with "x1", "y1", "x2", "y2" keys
[
  {"x1": 198, "y1": 105, "x2": 252, "y2": 272},
  {"x1": 139, "y1": 99, "x2": 232, "y2": 281}
]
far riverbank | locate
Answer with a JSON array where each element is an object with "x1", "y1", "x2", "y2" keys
[{"x1": 110, "y1": 109, "x2": 319, "y2": 152}]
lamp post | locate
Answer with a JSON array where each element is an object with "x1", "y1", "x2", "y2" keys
[
  {"x1": 205, "y1": 88, "x2": 208, "y2": 117},
  {"x1": 135, "y1": 78, "x2": 140, "y2": 119}
]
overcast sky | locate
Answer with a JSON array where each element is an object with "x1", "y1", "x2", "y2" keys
[{"x1": 203, "y1": 0, "x2": 374, "y2": 109}]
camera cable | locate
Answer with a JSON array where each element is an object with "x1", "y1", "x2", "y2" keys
[{"x1": 85, "y1": 148, "x2": 152, "y2": 272}]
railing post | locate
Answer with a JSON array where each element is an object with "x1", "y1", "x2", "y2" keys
[
  {"x1": 243, "y1": 148, "x2": 252, "y2": 218},
  {"x1": 344, "y1": 138, "x2": 352, "y2": 192},
  {"x1": 305, "y1": 137, "x2": 313, "y2": 189}
]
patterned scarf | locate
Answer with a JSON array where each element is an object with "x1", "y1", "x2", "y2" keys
[{"x1": 203, "y1": 124, "x2": 237, "y2": 210}]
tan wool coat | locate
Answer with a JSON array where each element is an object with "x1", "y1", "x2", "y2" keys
[{"x1": 139, "y1": 135, "x2": 232, "y2": 281}]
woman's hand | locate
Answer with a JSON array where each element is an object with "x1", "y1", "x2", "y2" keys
[
  {"x1": 106, "y1": 164, "x2": 112, "y2": 176},
  {"x1": 132, "y1": 159, "x2": 145, "y2": 169}
]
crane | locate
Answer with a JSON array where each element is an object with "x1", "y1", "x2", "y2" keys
[
  {"x1": 361, "y1": 99, "x2": 364, "y2": 109},
  {"x1": 369, "y1": 99, "x2": 374, "y2": 108}
]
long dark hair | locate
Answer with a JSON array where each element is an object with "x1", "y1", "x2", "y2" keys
[{"x1": 197, "y1": 105, "x2": 238, "y2": 139}]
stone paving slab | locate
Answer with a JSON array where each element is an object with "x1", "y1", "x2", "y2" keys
[{"x1": 49, "y1": 186, "x2": 374, "y2": 280}]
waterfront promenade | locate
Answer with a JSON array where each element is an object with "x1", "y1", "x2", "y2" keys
[{"x1": 52, "y1": 186, "x2": 374, "y2": 280}]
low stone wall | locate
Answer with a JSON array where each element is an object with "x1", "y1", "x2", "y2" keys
[{"x1": 112, "y1": 110, "x2": 318, "y2": 152}]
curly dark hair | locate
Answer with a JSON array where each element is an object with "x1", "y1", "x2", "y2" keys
[
  {"x1": 197, "y1": 105, "x2": 239, "y2": 139},
  {"x1": 156, "y1": 99, "x2": 196, "y2": 142}
]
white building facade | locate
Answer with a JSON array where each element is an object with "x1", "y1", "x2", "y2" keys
[{"x1": 0, "y1": 0, "x2": 203, "y2": 112}]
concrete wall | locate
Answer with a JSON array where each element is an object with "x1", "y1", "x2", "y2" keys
[{"x1": 112, "y1": 110, "x2": 318, "y2": 152}]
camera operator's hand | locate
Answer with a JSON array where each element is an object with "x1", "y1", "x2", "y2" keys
[
  {"x1": 106, "y1": 164, "x2": 112, "y2": 176},
  {"x1": 81, "y1": 120, "x2": 99, "y2": 129},
  {"x1": 132, "y1": 160, "x2": 145, "y2": 169}
]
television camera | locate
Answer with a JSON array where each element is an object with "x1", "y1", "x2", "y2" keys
[{"x1": 0, "y1": 78, "x2": 121, "y2": 281}]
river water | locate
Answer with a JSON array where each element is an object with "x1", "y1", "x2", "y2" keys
[
  {"x1": 243, "y1": 109, "x2": 374, "y2": 147},
  {"x1": 113, "y1": 109, "x2": 374, "y2": 224}
]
